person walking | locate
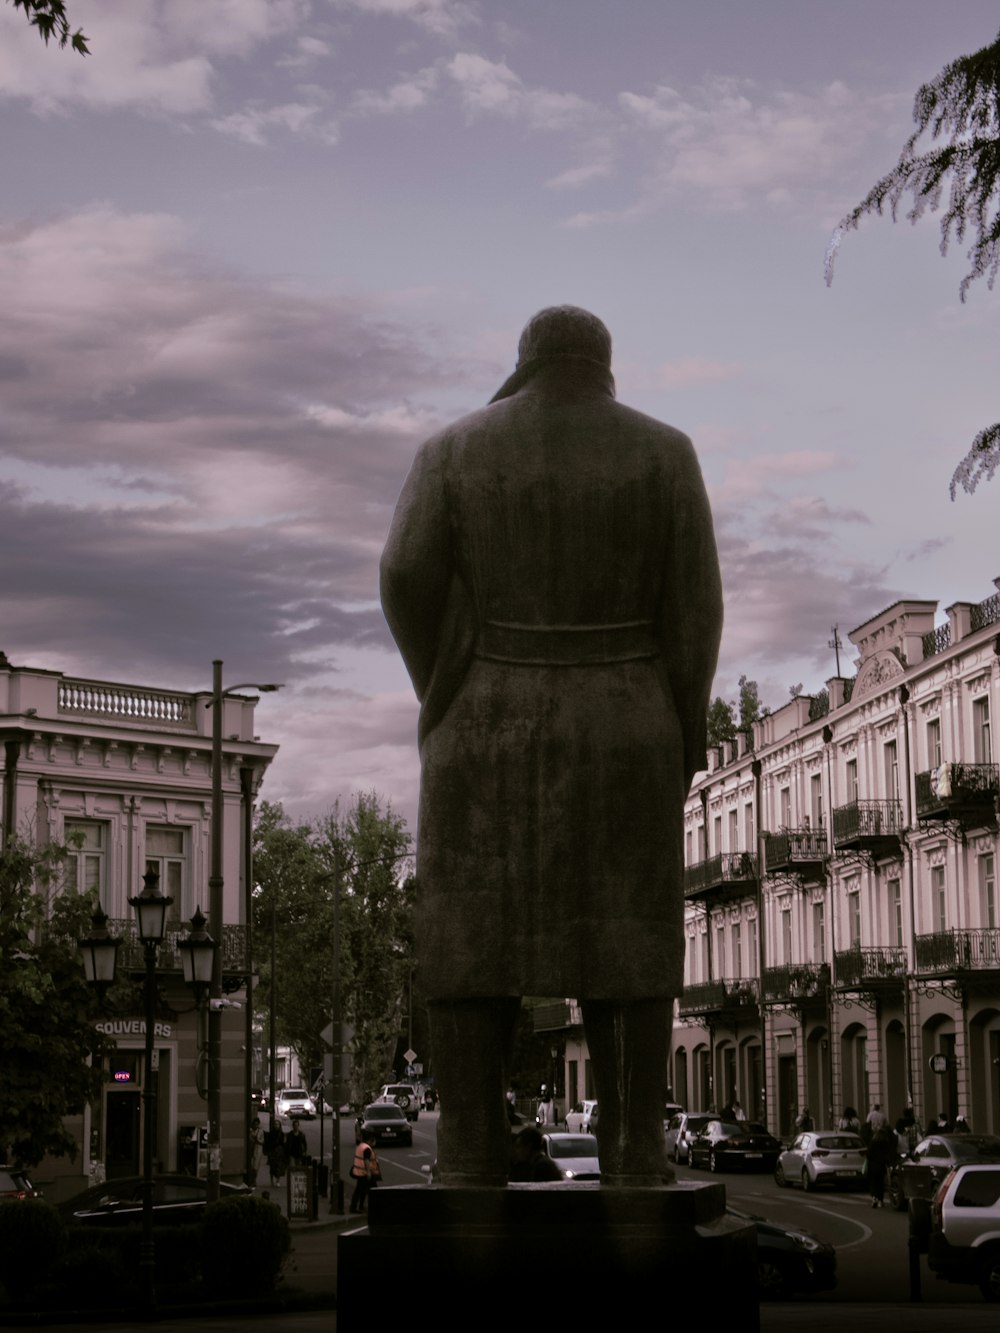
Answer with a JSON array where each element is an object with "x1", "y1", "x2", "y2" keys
[
  {"x1": 248, "y1": 1116, "x2": 265, "y2": 1189},
  {"x1": 350, "y1": 1131, "x2": 380, "y2": 1214},
  {"x1": 286, "y1": 1117, "x2": 308, "y2": 1167},
  {"x1": 867, "y1": 1122, "x2": 895, "y2": 1208},
  {"x1": 265, "y1": 1120, "x2": 287, "y2": 1186}
]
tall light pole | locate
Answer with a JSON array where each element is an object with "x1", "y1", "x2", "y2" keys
[{"x1": 206, "y1": 660, "x2": 281, "y2": 1203}]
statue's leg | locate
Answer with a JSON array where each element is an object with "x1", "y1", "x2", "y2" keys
[
  {"x1": 428, "y1": 997, "x2": 520, "y2": 1187},
  {"x1": 581, "y1": 998, "x2": 674, "y2": 1186}
]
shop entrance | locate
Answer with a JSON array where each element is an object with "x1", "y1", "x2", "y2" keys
[{"x1": 105, "y1": 1090, "x2": 141, "y2": 1179}]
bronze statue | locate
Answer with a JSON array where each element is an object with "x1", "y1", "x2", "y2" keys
[{"x1": 381, "y1": 306, "x2": 722, "y2": 1186}]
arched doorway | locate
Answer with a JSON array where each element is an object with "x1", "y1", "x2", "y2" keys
[
  {"x1": 673, "y1": 1044, "x2": 689, "y2": 1111},
  {"x1": 805, "y1": 1025, "x2": 830, "y2": 1125},
  {"x1": 841, "y1": 1022, "x2": 868, "y2": 1117},
  {"x1": 968, "y1": 1008, "x2": 1000, "y2": 1133},
  {"x1": 921, "y1": 1013, "x2": 957, "y2": 1126},
  {"x1": 884, "y1": 1018, "x2": 907, "y2": 1119}
]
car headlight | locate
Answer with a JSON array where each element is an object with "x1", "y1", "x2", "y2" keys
[
  {"x1": 788, "y1": 1231, "x2": 821, "y2": 1252},
  {"x1": 564, "y1": 1170, "x2": 576, "y2": 1178}
]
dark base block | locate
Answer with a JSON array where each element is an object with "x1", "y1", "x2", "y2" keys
[{"x1": 338, "y1": 1181, "x2": 758, "y2": 1328}]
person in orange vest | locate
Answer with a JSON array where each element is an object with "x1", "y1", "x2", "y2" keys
[{"x1": 350, "y1": 1130, "x2": 380, "y2": 1214}]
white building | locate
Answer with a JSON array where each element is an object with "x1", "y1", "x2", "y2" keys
[
  {"x1": 0, "y1": 658, "x2": 277, "y2": 1200},
  {"x1": 558, "y1": 578, "x2": 1000, "y2": 1139}
]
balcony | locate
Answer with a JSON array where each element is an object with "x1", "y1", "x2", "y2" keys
[
  {"x1": 762, "y1": 962, "x2": 830, "y2": 1005},
  {"x1": 763, "y1": 829, "x2": 828, "y2": 878},
  {"x1": 678, "y1": 977, "x2": 759, "y2": 1019},
  {"x1": 915, "y1": 763, "x2": 999, "y2": 826},
  {"x1": 683, "y1": 852, "x2": 758, "y2": 903},
  {"x1": 834, "y1": 946, "x2": 907, "y2": 990},
  {"x1": 532, "y1": 999, "x2": 582, "y2": 1032},
  {"x1": 109, "y1": 919, "x2": 249, "y2": 975},
  {"x1": 915, "y1": 929, "x2": 1000, "y2": 976},
  {"x1": 832, "y1": 800, "x2": 904, "y2": 858}
]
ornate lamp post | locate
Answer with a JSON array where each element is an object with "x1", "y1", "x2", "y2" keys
[
  {"x1": 205, "y1": 661, "x2": 281, "y2": 1203},
  {"x1": 78, "y1": 883, "x2": 217, "y2": 1312}
]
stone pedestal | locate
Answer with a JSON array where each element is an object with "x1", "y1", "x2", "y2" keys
[{"x1": 338, "y1": 1181, "x2": 758, "y2": 1327}]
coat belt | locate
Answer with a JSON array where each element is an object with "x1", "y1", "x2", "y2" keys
[{"x1": 475, "y1": 620, "x2": 658, "y2": 666}]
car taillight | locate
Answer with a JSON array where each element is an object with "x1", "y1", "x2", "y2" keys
[{"x1": 931, "y1": 1170, "x2": 955, "y2": 1230}]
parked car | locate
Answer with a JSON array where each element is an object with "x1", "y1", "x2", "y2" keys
[
  {"x1": 928, "y1": 1162, "x2": 1000, "y2": 1300},
  {"x1": 356, "y1": 1102, "x2": 414, "y2": 1147},
  {"x1": 0, "y1": 1169, "x2": 40, "y2": 1200},
  {"x1": 688, "y1": 1120, "x2": 782, "y2": 1173},
  {"x1": 59, "y1": 1175, "x2": 251, "y2": 1226},
  {"x1": 889, "y1": 1133, "x2": 1000, "y2": 1211},
  {"x1": 564, "y1": 1100, "x2": 598, "y2": 1133},
  {"x1": 378, "y1": 1083, "x2": 420, "y2": 1121},
  {"x1": 275, "y1": 1087, "x2": 316, "y2": 1120},
  {"x1": 541, "y1": 1132, "x2": 600, "y2": 1180},
  {"x1": 775, "y1": 1131, "x2": 867, "y2": 1192},
  {"x1": 665, "y1": 1111, "x2": 712, "y2": 1164},
  {"x1": 728, "y1": 1206, "x2": 837, "y2": 1299}
]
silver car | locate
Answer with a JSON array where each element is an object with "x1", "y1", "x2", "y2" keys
[
  {"x1": 665, "y1": 1111, "x2": 712, "y2": 1164},
  {"x1": 775, "y1": 1131, "x2": 866, "y2": 1191},
  {"x1": 541, "y1": 1132, "x2": 600, "y2": 1180}
]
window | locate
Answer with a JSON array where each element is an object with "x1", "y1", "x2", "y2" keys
[
  {"x1": 713, "y1": 815, "x2": 722, "y2": 856},
  {"x1": 812, "y1": 900, "x2": 825, "y2": 963},
  {"x1": 974, "y1": 698, "x2": 992, "y2": 764},
  {"x1": 810, "y1": 773, "x2": 824, "y2": 829},
  {"x1": 927, "y1": 717, "x2": 942, "y2": 769},
  {"x1": 781, "y1": 906, "x2": 793, "y2": 963},
  {"x1": 744, "y1": 801, "x2": 755, "y2": 851},
  {"x1": 845, "y1": 758, "x2": 858, "y2": 805},
  {"x1": 931, "y1": 864, "x2": 946, "y2": 933},
  {"x1": 847, "y1": 880, "x2": 861, "y2": 946},
  {"x1": 731, "y1": 921, "x2": 742, "y2": 977},
  {"x1": 747, "y1": 916, "x2": 758, "y2": 970},
  {"x1": 145, "y1": 826, "x2": 185, "y2": 926},
  {"x1": 884, "y1": 740, "x2": 899, "y2": 800},
  {"x1": 700, "y1": 931, "x2": 709, "y2": 981},
  {"x1": 779, "y1": 787, "x2": 791, "y2": 828},
  {"x1": 888, "y1": 877, "x2": 903, "y2": 947},
  {"x1": 64, "y1": 820, "x2": 106, "y2": 901},
  {"x1": 981, "y1": 854, "x2": 996, "y2": 930},
  {"x1": 686, "y1": 828, "x2": 693, "y2": 867},
  {"x1": 728, "y1": 808, "x2": 738, "y2": 851},
  {"x1": 715, "y1": 923, "x2": 726, "y2": 977}
]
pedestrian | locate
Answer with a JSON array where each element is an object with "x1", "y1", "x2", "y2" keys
[
  {"x1": 732, "y1": 1098, "x2": 746, "y2": 1122},
  {"x1": 867, "y1": 1122, "x2": 895, "y2": 1208},
  {"x1": 350, "y1": 1131, "x2": 380, "y2": 1213},
  {"x1": 838, "y1": 1106, "x2": 861, "y2": 1134},
  {"x1": 954, "y1": 1112, "x2": 970, "y2": 1133},
  {"x1": 265, "y1": 1120, "x2": 287, "y2": 1185},
  {"x1": 287, "y1": 1117, "x2": 308, "y2": 1167},
  {"x1": 866, "y1": 1103, "x2": 888, "y2": 1134},
  {"x1": 248, "y1": 1116, "x2": 264, "y2": 1189},
  {"x1": 509, "y1": 1126, "x2": 562, "y2": 1182},
  {"x1": 795, "y1": 1107, "x2": 814, "y2": 1132},
  {"x1": 935, "y1": 1110, "x2": 952, "y2": 1132}
]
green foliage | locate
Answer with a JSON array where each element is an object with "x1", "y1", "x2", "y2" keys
[
  {"x1": 707, "y1": 675, "x2": 767, "y2": 750},
  {"x1": 825, "y1": 28, "x2": 1000, "y2": 495},
  {"x1": 200, "y1": 1195, "x2": 289, "y2": 1296},
  {"x1": 706, "y1": 695, "x2": 736, "y2": 748},
  {"x1": 0, "y1": 1198, "x2": 66, "y2": 1302},
  {"x1": 10, "y1": 0, "x2": 88, "y2": 53},
  {"x1": 253, "y1": 793, "x2": 414, "y2": 1107},
  {"x1": 0, "y1": 838, "x2": 113, "y2": 1166}
]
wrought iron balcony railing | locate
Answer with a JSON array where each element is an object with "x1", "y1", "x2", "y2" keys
[
  {"x1": 683, "y1": 851, "x2": 758, "y2": 899},
  {"x1": 678, "y1": 977, "x2": 759, "y2": 1017},
  {"x1": 921, "y1": 623, "x2": 951, "y2": 659},
  {"x1": 915, "y1": 929, "x2": 1000, "y2": 974},
  {"x1": 832, "y1": 800, "x2": 905, "y2": 847},
  {"x1": 834, "y1": 946, "x2": 907, "y2": 988},
  {"x1": 915, "y1": 764, "x2": 999, "y2": 821},
  {"x1": 763, "y1": 829, "x2": 828, "y2": 875},
  {"x1": 762, "y1": 962, "x2": 830, "y2": 1003},
  {"x1": 108, "y1": 918, "x2": 249, "y2": 973}
]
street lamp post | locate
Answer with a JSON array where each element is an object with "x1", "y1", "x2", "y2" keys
[
  {"x1": 206, "y1": 661, "x2": 281, "y2": 1203},
  {"x1": 79, "y1": 880, "x2": 216, "y2": 1313}
]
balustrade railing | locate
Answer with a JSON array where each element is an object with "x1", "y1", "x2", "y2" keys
[
  {"x1": 683, "y1": 851, "x2": 758, "y2": 896},
  {"x1": 764, "y1": 829, "x2": 828, "y2": 872},
  {"x1": 762, "y1": 962, "x2": 830, "y2": 1002},
  {"x1": 678, "y1": 977, "x2": 758, "y2": 1015},
  {"x1": 59, "y1": 680, "x2": 194, "y2": 728},
  {"x1": 834, "y1": 946, "x2": 907, "y2": 987},
  {"x1": 971, "y1": 591, "x2": 1000, "y2": 633},
  {"x1": 915, "y1": 763, "x2": 999, "y2": 817},
  {"x1": 832, "y1": 800, "x2": 904, "y2": 845},
  {"x1": 108, "y1": 919, "x2": 248, "y2": 972}
]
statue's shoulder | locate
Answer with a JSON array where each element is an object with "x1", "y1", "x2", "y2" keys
[{"x1": 612, "y1": 399, "x2": 695, "y2": 451}]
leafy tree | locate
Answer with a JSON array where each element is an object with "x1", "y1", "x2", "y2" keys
[
  {"x1": 706, "y1": 695, "x2": 736, "y2": 748},
  {"x1": 10, "y1": 0, "x2": 88, "y2": 53},
  {"x1": 0, "y1": 838, "x2": 111, "y2": 1166},
  {"x1": 253, "y1": 793, "x2": 414, "y2": 1108},
  {"x1": 707, "y1": 675, "x2": 767, "y2": 750},
  {"x1": 825, "y1": 28, "x2": 1000, "y2": 496},
  {"x1": 737, "y1": 674, "x2": 765, "y2": 733}
]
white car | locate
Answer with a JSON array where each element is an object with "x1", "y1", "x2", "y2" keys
[
  {"x1": 378, "y1": 1083, "x2": 420, "y2": 1121},
  {"x1": 541, "y1": 1132, "x2": 600, "y2": 1181},
  {"x1": 564, "y1": 1100, "x2": 597, "y2": 1133},
  {"x1": 275, "y1": 1088, "x2": 316, "y2": 1119}
]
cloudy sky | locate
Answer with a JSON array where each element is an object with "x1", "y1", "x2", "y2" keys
[{"x1": 1, "y1": 0, "x2": 998, "y2": 830}]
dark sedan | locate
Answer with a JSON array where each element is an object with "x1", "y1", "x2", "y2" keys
[
  {"x1": 689, "y1": 1120, "x2": 782, "y2": 1172},
  {"x1": 356, "y1": 1102, "x2": 414, "y2": 1147},
  {"x1": 889, "y1": 1133, "x2": 1000, "y2": 1210},
  {"x1": 729, "y1": 1206, "x2": 837, "y2": 1300},
  {"x1": 59, "y1": 1175, "x2": 251, "y2": 1226}
]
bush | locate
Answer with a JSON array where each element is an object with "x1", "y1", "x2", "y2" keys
[
  {"x1": 0, "y1": 1199, "x2": 67, "y2": 1303},
  {"x1": 200, "y1": 1195, "x2": 290, "y2": 1296}
]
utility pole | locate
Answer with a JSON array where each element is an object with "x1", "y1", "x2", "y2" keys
[{"x1": 828, "y1": 625, "x2": 843, "y2": 677}]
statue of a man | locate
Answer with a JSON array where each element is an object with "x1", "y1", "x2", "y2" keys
[{"x1": 381, "y1": 307, "x2": 722, "y2": 1186}]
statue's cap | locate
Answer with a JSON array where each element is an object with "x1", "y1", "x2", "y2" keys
[{"x1": 490, "y1": 305, "x2": 613, "y2": 403}]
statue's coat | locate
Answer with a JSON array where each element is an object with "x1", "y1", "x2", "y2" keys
[{"x1": 381, "y1": 356, "x2": 722, "y2": 1001}]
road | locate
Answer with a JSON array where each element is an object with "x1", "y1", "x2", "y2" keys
[{"x1": 276, "y1": 1108, "x2": 988, "y2": 1305}]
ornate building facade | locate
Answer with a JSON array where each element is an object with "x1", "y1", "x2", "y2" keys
[{"x1": 0, "y1": 658, "x2": 277, "y2": 1200}]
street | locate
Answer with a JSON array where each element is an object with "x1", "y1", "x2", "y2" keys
[{"x1": 277, "y1": 1107, "x2": 988, "y2": 1306}]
